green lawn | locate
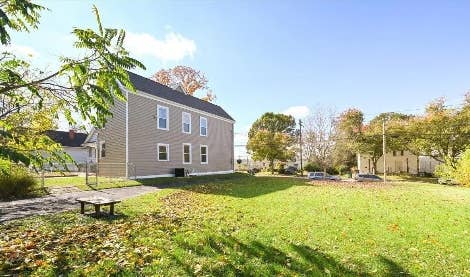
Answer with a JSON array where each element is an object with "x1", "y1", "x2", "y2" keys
[
  {"x1": 386, "y1": 174, "x2": 439, "y2": 184},
  {"x1": 42, "y1": 174, "x2": 240, "y2": 191},
  {"x1": 43, "y1": 176, "x2": 142, "y2": 190},
  {"x1": 1, "y1": 174, "x2": 469, "y2": 276}
]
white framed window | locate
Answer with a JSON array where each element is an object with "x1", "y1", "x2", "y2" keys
[
  {"x1": 200, "y1": 145, "x2": 208, "y2": 164},
  {"x1": 157, "y1": 143, "x2": 169, "y2": 161},
  {"x1": 183, "y1": 143, "x2": 192, "y2": 164},
  {"x1": 200, "y1": 116, "x2": 208, "y2": 136},
  {"x1": 182, "y1": 112, "x2": 191, "y2": 134},
  {"x1": 157, "y1": 105, "x2": 169, "y2": 130}
]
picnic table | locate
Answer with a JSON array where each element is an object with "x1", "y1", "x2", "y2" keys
[{"x1": 76, "y1": 197, "x2": 121, "y2": 216}]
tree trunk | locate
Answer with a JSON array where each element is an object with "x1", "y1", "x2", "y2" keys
[
  {"x1": 270, "y1": 159, "x2": 275, "y2": 175},
  {"x1": 416, "y1": 156, "x2": 419, "y2": 175},
  {"x1": 372, "y1": 159, "x2": 378, "y2": 174}
]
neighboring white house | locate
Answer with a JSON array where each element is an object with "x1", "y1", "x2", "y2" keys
[
  {"x1": 46, "y1": 130, "x2": 90, "y2": 170},
  {"x1": 418, "y1": 156, "x2": 442, "y2": 174},
  {"x1": 357, "y1": 150, "x2": 441, "y2": 175}
]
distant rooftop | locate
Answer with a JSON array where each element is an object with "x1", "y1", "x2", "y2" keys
[{"x1": 45, "y1": 130, "x2": 88, "y2": 147}]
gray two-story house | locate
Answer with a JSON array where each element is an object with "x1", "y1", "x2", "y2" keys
[{"x1": 84, "y1": 71, "x2": 235, "y2": 178}]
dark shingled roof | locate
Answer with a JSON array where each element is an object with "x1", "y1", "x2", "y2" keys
[
  {"x1": 45, "y1": 130, "x2": 88, "y2": 147},
  {"x1": 127, "y1": 71, "x2": 234, "y2": 121}
]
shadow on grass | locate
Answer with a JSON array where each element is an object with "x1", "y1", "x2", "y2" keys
[
  {"x1": 169, "y1": 233, "x2": 412, "y2": 276},
  {"x1": 379, "y1": 256, "x2": 414, "y2": 276},
  {"x1": 83, "y1": 212, "x2": 129, "y2": 222},
  {"x1": 138, "y1": 173, "x2": 255, "y2": 188},
  {"x1": 1, "y1": 202, "x2": 413, "y2": 276},
  {"x1": 39, "y1": 173, "x2": 308, "y2": 199},
  {"x1": 388, "y1": 175, "x2": 438, "y2": 184},
  {"x1": 178, "y1": 174, "x2": 311, "y2": 198}
]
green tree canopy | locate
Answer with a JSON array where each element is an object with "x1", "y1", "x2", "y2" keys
[
  {"x1": 0, "y1": 0, "x2": 44, "y2": 44},
  {"x1": 0, "y1": 1, "x2": 145, "y2": 170},
  {"x1": 247, "y1": 113, "x2": 296, "y2": 173},
  {"x1": 406, "y1": 95, "x2": 470, "y2": 166},
  {"x1": 336, "y1": 109, "x2": 412, "y2": 173},
  {"x1": 248, "y1": 112, "x2": 296, "y2": 138}
]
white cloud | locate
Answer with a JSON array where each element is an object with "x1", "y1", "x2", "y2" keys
[
  {"x1": 0, "y1": 44, "x2": 39, "y2": 58},
  {"x1": 125, "y1": 31, "x2": 196, "y2": 62},
  {"x1": 282, "y1": 105, "x2": 310, "y2": 119}
]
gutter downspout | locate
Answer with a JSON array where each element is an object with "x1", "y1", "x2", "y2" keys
[{"x1": 125, "y1": 89, "x2": 129, "y2": 178}]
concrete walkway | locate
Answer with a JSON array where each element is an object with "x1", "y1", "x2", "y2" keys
[{"x1": 0, "y1": 186, "x2": 160, "y2": 223}]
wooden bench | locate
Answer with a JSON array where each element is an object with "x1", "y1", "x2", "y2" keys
[{"x1": 76, "y1": 197, "x2": 121, "y2": 216}]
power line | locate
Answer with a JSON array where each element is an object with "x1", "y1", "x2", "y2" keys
[
  {"x1": 361, "y1": 103, "x2": 466, "y2": 120},
  {"x1": 234, "y1": 131, "x2": 470, "y2": 147}
]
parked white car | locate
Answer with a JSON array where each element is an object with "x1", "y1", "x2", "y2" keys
[
  {"x1": 328, "y1": 175, "x2": 341, "y2": 181},
  {"x1": 307, "y1": 172, "x2": 341, "y2": 181},
  {"x1": 308, "y1": 172, "x2": 326, "y2": 180}
]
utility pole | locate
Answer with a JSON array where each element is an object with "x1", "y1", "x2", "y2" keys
[
  {"x1": 299, "y1": 119, "x2": 304, "y2": 177},
  {"x1": 382, "y1": 118, "x2": 386, "y2": 184}
]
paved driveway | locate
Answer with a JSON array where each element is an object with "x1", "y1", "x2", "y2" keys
[{"x1": 0, "y1": 186, "x2": 160, "y2": 223}]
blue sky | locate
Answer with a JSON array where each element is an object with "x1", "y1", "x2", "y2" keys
[{"x1": 3, "y1": 0, "x2": 470, "y2": 158}]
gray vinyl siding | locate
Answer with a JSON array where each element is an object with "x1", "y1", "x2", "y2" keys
[
  {"x1": 98, "y1": 99, "x2": 127, "y2": 177},
  {"x1": 128, "y1": 92, "x2": 234, "y2": 177}
]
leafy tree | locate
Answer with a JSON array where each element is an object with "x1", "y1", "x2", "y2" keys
[
  {"x1": 407, "y1": 95, "x2": 470, "y2": 167},
  {"x1": 434, "y1": 147, "x2": 470, "y2": 187},
  {"x1": 248, "y1": 112, "x2": 297, "y2": 138},
  {"x1": 0, "y1": 0, "x2": 44, "y2": 44},
  {"x1": 247, "y1": 113, "x2": 296, "y2": 173},
  {"x1": 0, "y1": 2, "x2": 145, "y2": 170},
  {"x1": 153, "y1": 65, "x2": 215, "y2": 102},
  {"x1": 454, "y1": 147, "x2": 470, "y2": 186},
  {"x1": 303, "y1": 162, "x2": 321, "y2": 172},
  {"x1": 335, "y1": 108, "x2": 364, "y2": 170},
  {"x1": 360, "y1": 112, "x2": 412, "y2": 173},
  {"x1": 336, "y1": 109, "x2": 411, "y2": 173}
]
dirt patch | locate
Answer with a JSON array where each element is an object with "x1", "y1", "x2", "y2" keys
[
  {"x1": 309, "y1": 180, "x2": 393, "y2": 189},
  {"x1": 48, "y1": 186, "x2": 82, "y2": 195}
]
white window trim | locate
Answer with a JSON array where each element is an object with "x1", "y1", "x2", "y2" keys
[
  {"x1": 200, "y1": 145, "x2": 208, "y2": 164},
  {"x1": 157, "y1": 143, "x2": 170, "y2": 161},
  {"x1": 182, "y1": 143, "x2": 192, "y2": 164},
  {"x1": 200, "y1": 116, "x2": 208, "y2": 136},
  {"x1": 182, "y1": 111, "x2": 191, "y2": 134},
  {"x1": 157, "y1": 105, "x2": 169, "y2": 131}
]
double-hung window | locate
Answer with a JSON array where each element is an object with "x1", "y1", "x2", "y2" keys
[
  {"x1": 157, "y1": 105, "x2": 169, "y2": 130},
  {"x1": 200, "y1": 116, "x2": 208, "y2": 136},
  {"x1": 183, "y1": 143, "x2": 192, "y2": 164},
  {"x1": 182, "y1": 112, "x2": 191, "y2": 134},
  {"x1": 200, "y1": 145, "x2": 208, "y2": 164},
  {"x1": 158, "y1": 143, "x2": 169, "y2": 161}
]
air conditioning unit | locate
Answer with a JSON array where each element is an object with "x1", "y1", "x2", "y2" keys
[{"x1": 174, "y1": 168, "x2": 185, "y2": 177}]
